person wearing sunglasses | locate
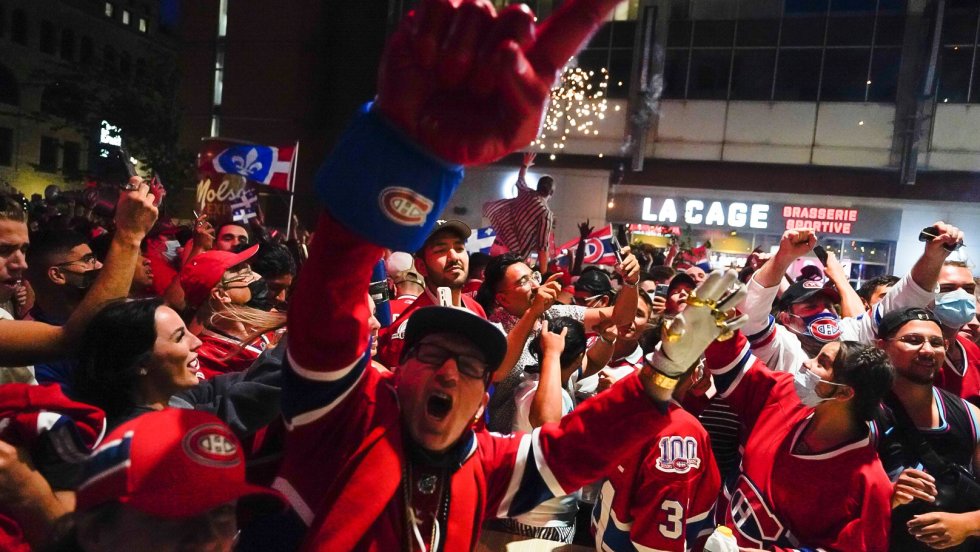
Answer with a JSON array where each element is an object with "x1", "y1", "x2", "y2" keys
[{"x1": 873, "y1": 307, "x2": 980, "y2": 551}]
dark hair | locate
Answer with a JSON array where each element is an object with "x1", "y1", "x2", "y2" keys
[
  {"x1": 831, "y1": 341, "x2": 893, "y2": 422},
  {"x1": 469, "y1": 252, "x2": 491, "y2": 275},
  {"x1": 609, "y1": 286, "x2": 654, "y2": 310},
  {"x1": 647, "y1": 265, "x2": 675, "y2": 283},
  {"x1": 537, "y1": 176, "x2": 554, "y2": 197},
  {"x1": 42, "y1": 502, "x2": 122, "y2": 552},
  {"x1": 856, "y1": 275, "x2": 899, "y2": 303},
  {"x1": 72, "y1": 298, "x2": 163, "y2": 420},
  {"x1": 251, "y1": 243, "x2": 297, "y2": 279},
  {"x1": 0, "y1": 192, "x2": 27, "y2": 223},
  {"x1": 218, "y1": 221, "x2": 251, "y2": 237},
  {"x1": 475, "y1": 253, "x2": 525, "y2": 313},
  {"x1": 25, "y1": 229, "x2": 89, "y2": 279},
  {"x1": 529, "y1": 317, "x2": 586, "y2": 369}
]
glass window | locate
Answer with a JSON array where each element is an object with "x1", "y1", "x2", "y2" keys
[
  {"x1": 868, "y1": 48, "x2": 901, "y2": 102},
  {"x1": 820, "y1": 47, "x2": 871, "y2": 101},
  {"x1": 0, "y1": 5, "x2": 5, "y2": 38},
  {"x1": 736, "y1": 19, "x2": 780, "y2": 47},
  {"x1": 105, "y1": 2, "x2": 114, "y2": 18},
  {"x1": 663, "y1": 49, "x2": 689, "y2": 98},
  {"x1": 781, "y1": 15, "x2": 827, "y2": 46},
  {"x1": 0, "y1": 128, "x2": 11, "y2": 166},
  {"x1": 937, "y1": 46, "x2": 973, "y2": 103},
  {"x1": 120, "y1": 53, "x2": 131, "y2": 76},
  {"x1": 688, "y1": 49, "x2": 731, "y2": 99},
  {"x1": 610, "y1": 21, "x2": 636, "y2": 48},
  {"x1": 62, "y1": 141, "x2": 80, "y2": 174},
  {"x1": 692, "y1": 19, "x2": 735, "y2": 47},
  {"x1": 668, "y1": 19, "x2": 692, "y2": 47},
  {"x1": 826, "y1": 15, "x2": 875, "y2": 46},
  {"x1": 39, "y1": 137, "x2": 58, "y2": 172},
  {"x1": 138, "y1": 17, "x2": 148, "y2": 33},
  {"x1": 607, "y1": 49, "x2": 634, "y2": 99},
  {"x1": 60, "y1": 29, "x2": 75, "y2": 61},
  {"x1": 80, "y1": 37, "x2": 94, "y2": 65},
  {"x1": 774, "y1": 49, "x2": 822, "y2": 101},
  {"x1": 40, "y1": 20, "x2": 56, "y2": 54},
  {"x1": 122, "y1": 10, "x2": 130, "y2": 25},
  {"x1": 11, "y1": 9, "x2": 27, "y2": 46},
  {"x1": 0, "y1": 66, "x2": 19, "y2": 106},
  {"x1": 940, "y1": 5, "x2": 978, "y2": 45},
  {"x1": 731, "y1": 49, "x2": 775, "y2": 100},
  {"x1": 785, "y1": 0, "x2": 829, "y2": 14},
  {"x1": 874, "y1": 15, "x2": 905, "y2": 46},
  {"x1": 587, "y1": 25, "x2": 612, "y2": 50}
]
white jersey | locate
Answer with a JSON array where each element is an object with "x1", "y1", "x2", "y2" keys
[{"x1": 739, "y1": 272, "x2": 933, "y2": 373}]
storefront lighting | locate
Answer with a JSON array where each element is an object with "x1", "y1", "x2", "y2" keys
[
  {"x1": 550, "y1": 154, "x2": 556, "y2": 161},
  {"x1": 598, "y1": 153, "x2": 604, "y2": 158},
  {"x1": 858, "y1": 121, "x2": 864, "y2": 126},
  {"x1": 607, "y1": 200, "x2": 615, "y2": 209}
]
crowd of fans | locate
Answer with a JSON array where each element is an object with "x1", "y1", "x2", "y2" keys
[{"x1": 0, "y1": 0, "x2": 979, "y2": 550}]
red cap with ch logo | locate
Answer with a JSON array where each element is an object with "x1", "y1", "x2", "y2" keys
[{"x1": 76, "y1": 408, "x2": 284, "y2": 518}]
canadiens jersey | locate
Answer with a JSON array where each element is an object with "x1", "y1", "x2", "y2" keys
[
  {"x1": 936, "y1": 334, "x2": 980, "y2": 408},
  {"x1": 705, "y1": 333, "x2": 893, "y2": 552},
  {"x1": 592, "y1": 401, "x2": 720, "y2": 552},
  {"x1": 264, "y1": 213, "x2": 687, "y2": 552}
]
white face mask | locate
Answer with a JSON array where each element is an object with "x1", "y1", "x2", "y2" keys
[
  {"x1": 793, "y1": 368, "x2": 847, "y2": 408},
  {"x1": 932, "y1": 288, "x2": 977, "y2": 329}
]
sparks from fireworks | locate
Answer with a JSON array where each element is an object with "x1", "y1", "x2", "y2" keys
[{"x1": 531, "y1": 65, "x2": 609, "y2": 152}]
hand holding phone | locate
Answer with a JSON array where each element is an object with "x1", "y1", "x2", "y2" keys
[
  {"x1": 919, "y1": 226, "x2": 964, "y2": 252},
  {"x1": 813, "y1": 245, "x2": 829, "y2": 266}
]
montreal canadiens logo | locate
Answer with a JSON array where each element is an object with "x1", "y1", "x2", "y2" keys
[
  {"x1": 379, "y1": 187, "x2": 433, "y2": 226},
  {"x1": 182, "y1": 424, "x2": 240, "y2": 468},
  {"x1": 807, "y1": 315, "x2": 841, "y2": 342}
]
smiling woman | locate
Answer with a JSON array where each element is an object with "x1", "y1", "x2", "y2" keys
[{"x1": 71, "y1": 297, "x2": 204, "y2": 430}]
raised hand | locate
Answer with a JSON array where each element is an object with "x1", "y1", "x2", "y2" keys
[
  {"x1": 539, "y1": 319, "x2": 567, "y2": 357},
  {"x1": 114, "y1": 177, "x2": 158, "y2": 242},
  {"x1": 192, "y1": 213, "x2": 215, "y2": 251},
  {"x1": 530, "y1": 273, "x2": 562, "y2": 316},
  {"x1": 921, "y1": 221, "x2": 964, "y2": 257},
  {"x1": 774, "y1": 228, "x2": 817, "y2": 263},
  {"x1": 616, "y1": 249, "x2": 640, "y2": 286},
  {"x1": 647, "y1": 269, "x2": 748, "y2": 378},
  {"x1": 376, "y1": 0, "x2": 626, "y2": 165},
  {"x1": 523, "y1": 152, "x2": 537, "y2": 167},
  {"x1": 578, "y1": 220, "x2": 594, "y2": 239}
]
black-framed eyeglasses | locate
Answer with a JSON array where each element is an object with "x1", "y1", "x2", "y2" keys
[
  {"x1": 888, "y1": 334, "x2": 947, "y2": 350},
  {"x1": 409, "y1": 342, "x2": 490, "y2": 381},
  {"x1": 52, "y1": 254, "x2": 99, "y2": 269}
]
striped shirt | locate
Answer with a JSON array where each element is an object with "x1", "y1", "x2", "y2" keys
[{"x1": 483, "y1": 172, "x2": 553, "y2": 259}]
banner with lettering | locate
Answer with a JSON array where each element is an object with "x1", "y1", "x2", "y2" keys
[{"x1": 196, "y1": 139, "x2": 298, "y2": 226}]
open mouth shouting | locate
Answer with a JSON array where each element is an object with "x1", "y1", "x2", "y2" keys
[{"x1": 427, "y1": 391, "x2": 453, "y2": 420}]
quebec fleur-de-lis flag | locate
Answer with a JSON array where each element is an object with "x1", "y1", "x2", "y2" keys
[
  {"x1": 198, "y1": 140, "x2": 297, "y2": 191},
  {"x1": 196, "y1": 138, "x2": 298, "y2": 225}
]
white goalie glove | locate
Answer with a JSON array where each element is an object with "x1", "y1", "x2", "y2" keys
[{"x1": 644, "y1": 269, "x2": 748, "y2": 387}]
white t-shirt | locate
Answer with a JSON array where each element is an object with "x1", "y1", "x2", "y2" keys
[
  {"x1": 510, "y1": 372, "x2": 580, "y2": 528},
  {"x1": 0, "y1": 307, "x2": 36, "y2": 384}
]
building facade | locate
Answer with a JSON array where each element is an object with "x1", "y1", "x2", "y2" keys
[
  {"x1": 433, "y1": 0, "x2": 980, "y2": 281},
  {"x1": 0, "y1": 0, "x2": 176, "y2": 198}
]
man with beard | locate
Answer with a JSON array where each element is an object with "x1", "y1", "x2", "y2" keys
[
  {"x1": 874, "y1": 308, "x2": 980, "y2": 551},
  {"x1": 930, "y1": 261, "x2": 980, "y2": 407},
  {"x1": 742, "y1": 226, "x2": 962, "y2": 374},
  {"x1": 23, "y1": 229, "x2": 104, "y2": 390},
  {"x1": 375, "y1": 220, "x2": 486, "y2": 368}
]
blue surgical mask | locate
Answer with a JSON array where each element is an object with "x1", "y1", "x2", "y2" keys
[
  {"x1": 932, "y1": 289, "x2": 977, "y2": 329},
  {"x1": 793, "y1": 368, "x2": 845, "y2": 408}
]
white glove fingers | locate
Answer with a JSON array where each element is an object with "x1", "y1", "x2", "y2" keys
[
  {"x1": 715, "y1": 285, "x2": 748, "y2": 313},
  {"x1": 695, "y1": 270, "x2": 727, "y2": 301},
  {"x1": 723, "y1": 313, "x2": 750, "y2": 333}
]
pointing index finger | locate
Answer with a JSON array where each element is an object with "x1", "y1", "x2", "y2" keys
[{"x1": 527, "y1": 0, "x2": 625, "y2": 76}]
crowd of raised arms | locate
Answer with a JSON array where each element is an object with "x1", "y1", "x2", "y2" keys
[{"x1": 0, "y1": 0, "x2": 977, "y2": 551}]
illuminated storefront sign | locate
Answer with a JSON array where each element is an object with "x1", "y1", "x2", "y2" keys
[
  {"x1": 783, "y1": 205, "x2": 859, "y2": 234},
  {"x1": 609, "y1": 192, "x2": 901, "y2": 240},
  {"x1": 641, "y1": 198, "x2": 771, "y2": 229}
]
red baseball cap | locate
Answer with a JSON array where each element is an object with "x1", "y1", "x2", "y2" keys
[
  {"x1": 75, "y1": 409, "x2": 284, "y2": 518},
  {"x1": 179, "y1": 244, "x2": 259, "y2": 309}
]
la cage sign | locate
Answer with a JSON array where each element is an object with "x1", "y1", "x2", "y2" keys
[{"x1": 641, "y1": 198, "x2": 770, "y2": 229}]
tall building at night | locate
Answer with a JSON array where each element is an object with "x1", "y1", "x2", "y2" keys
[{"x1": 0, "y1": 0, "x2": 178, "y2": 197}]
